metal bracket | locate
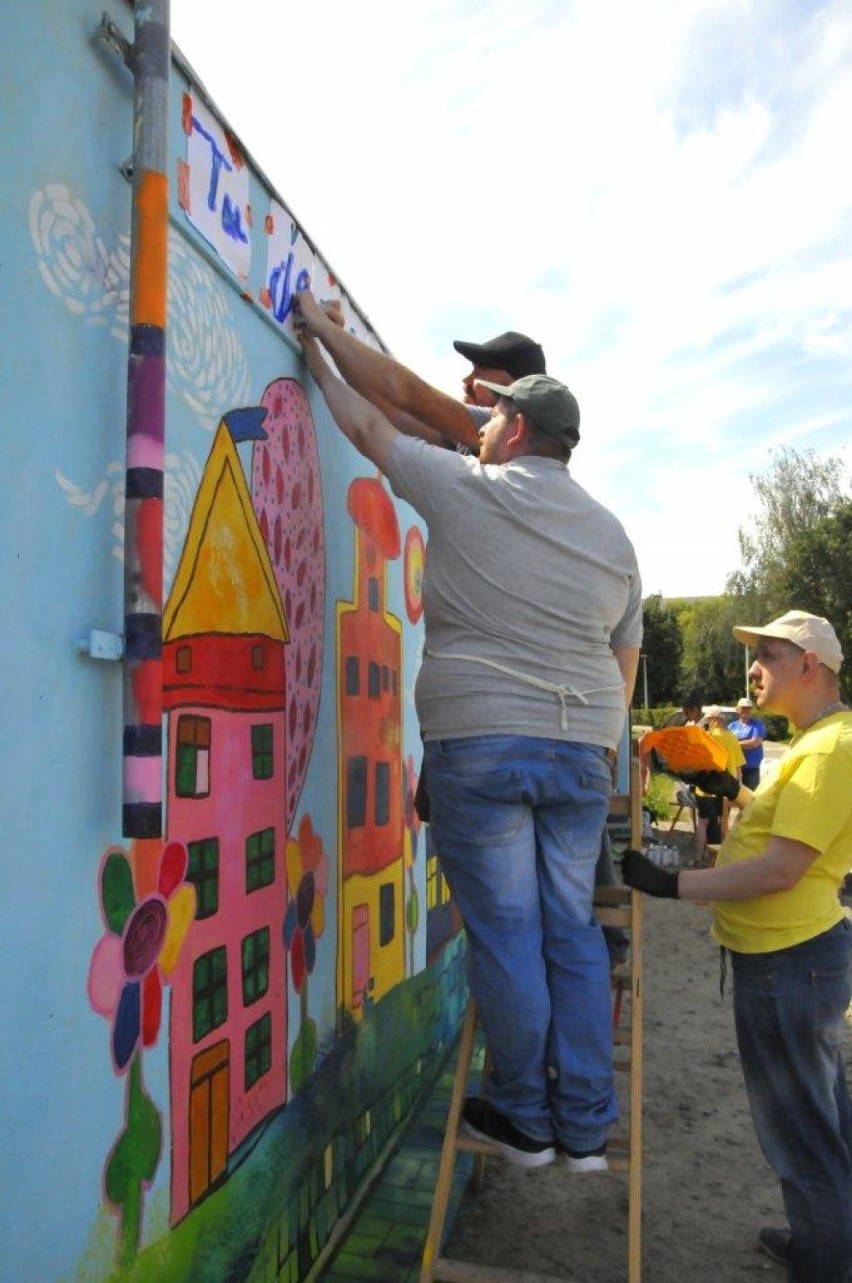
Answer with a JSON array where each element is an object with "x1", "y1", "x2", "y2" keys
[
  {"x1": 95, "y1": 12, "x2": 133, "y2": 70},
  {"x1": 73, "y1": 629, "x2": 124, "y2": 662}
]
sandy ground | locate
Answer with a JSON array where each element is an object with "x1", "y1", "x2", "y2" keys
[{"x1": 443, "y1": 811, "x2": 852, "y2": 1282}]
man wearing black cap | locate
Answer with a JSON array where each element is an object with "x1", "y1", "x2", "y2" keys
[
  {"x1": 310, "y1": 301, "x2": 547, "y2": 451},
  {"x1": 453, "y1": 330, "x2": 546, "y2": 409},
  {"x1": 294, "y1": 290, "x2": 642, "y2": 1175}
]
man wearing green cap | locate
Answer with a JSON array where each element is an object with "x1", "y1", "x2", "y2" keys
[
  {"x1": 306, "y1": 297, "x2": 630, "y2": 968},
  {"x1": 294, "y1": 289, "x2": 642, "y2": 1173}
]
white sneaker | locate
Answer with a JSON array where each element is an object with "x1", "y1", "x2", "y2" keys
[{"x1": 562, "y1": 1146, "x2": 609, "y2": 1173}]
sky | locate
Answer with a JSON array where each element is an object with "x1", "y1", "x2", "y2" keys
[{"x1": 170, "y1": 0, "x2": 852, "y2": 599}]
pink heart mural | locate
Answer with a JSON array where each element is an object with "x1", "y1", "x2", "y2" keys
[{"x1": 251, "y1": 378, "x2": 325, "y2": 832}]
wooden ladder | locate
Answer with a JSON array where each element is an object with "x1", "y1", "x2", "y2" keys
[{"x1": 419, "y1": 762, "x2": 645, "y2": 1283}]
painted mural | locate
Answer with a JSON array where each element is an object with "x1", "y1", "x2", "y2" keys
[
  {"x1": 336, "y1": 476, "x2": 406, "y2": 1019},
  {"x1": 2, "y1": 6, "x2": 464, "y2": 1280}
]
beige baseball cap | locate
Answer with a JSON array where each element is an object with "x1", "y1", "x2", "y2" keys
[{"x1": 732, "y1": 610, "x2": 844, "y2": 673}]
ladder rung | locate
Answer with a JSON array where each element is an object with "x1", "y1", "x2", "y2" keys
[
  {"x1": 593, "y1": 886, "x2": 633, "y2": 906},
  {"x1": 595, "y1": 907, "x2": 631, "y2": 928},
  {"x1": 455, "y1": 1134, "x2": 501, "y2": 1157}
]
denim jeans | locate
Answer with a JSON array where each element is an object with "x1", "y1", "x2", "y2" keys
[
  {"x1": 424, "y1": 734, "x2": 617, "y2": 1152},
  {"x1": 731, "y1": 920, "x2": 852, "y2": 1283}
]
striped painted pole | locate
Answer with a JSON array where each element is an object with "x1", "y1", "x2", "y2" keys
[{"x1": 122, "y1": 0, "x2": 170, "y2": 837}]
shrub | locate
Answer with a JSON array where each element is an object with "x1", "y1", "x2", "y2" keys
[
  {"x1": 762, "y1": 713, "x2": 789, "y2": 742},
  {"x1": 632, "y1": 706, "x2": 679, "y2": 731},
  {"x1": 643, "y1": 770, "x2": 676, "y2": 822}
]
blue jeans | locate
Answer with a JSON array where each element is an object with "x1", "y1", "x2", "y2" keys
[
  {"x1": 424, "y1": 734, "x2": 617, "y2": 1152},
  {"x1": 731, "y1": 920, "x2": 852, "y2": 1283}
]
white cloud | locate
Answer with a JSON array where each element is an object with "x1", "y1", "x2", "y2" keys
[{"x1": 172, "y1": 0, "x2": 852, "y2": 597}]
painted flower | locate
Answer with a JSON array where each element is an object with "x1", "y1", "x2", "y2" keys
[
  {"x1": 88, "y1": 841, "x2": 196, "y2": 1073},
  {"x1": 283, "y1": 814, "x2": 329, "y2": 992},
  {"x1": 403, "y1": 525, "x2": 425, "y2": 624}
]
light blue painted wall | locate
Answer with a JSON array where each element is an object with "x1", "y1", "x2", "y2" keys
[{"x1": 1, "y1": 4, "x2": 439, "y2": 1280}]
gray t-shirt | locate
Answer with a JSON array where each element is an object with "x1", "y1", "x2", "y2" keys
[{"x1": 385, "y1": 435, "x2": 643, "y2": 749}]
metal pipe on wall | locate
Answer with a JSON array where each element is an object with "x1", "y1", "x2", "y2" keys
[{"x1": 122, "y1": 0, "x2": 170, "y2": 837}]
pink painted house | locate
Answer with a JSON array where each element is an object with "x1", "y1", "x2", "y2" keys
[{"x1": 162, "y1": 422, "x2": 290, "y2": 1221}]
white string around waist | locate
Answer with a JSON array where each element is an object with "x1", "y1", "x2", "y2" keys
[{"x1": 426, "y1": 648, "x2": 624, "y2": 731}]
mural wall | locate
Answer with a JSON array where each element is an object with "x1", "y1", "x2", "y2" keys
[{"x1": 0, "y1": 5, "x2": 465, "y2": 1281}]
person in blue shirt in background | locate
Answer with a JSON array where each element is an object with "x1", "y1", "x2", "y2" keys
[{"x1": 729, "y1": 696, "x2": 766, "y2": 789}]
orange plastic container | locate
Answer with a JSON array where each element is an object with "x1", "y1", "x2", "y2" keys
[{"x1": 641, "y1": 725, "x2": 727, "y2": 773}]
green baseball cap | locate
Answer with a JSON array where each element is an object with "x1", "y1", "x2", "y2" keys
[{"x1": 477, "y1": 373, "x2": 581, "y2": 445}]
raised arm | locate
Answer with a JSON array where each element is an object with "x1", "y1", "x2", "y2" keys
[
  {"x1": 295, "y1": 291, "x2": 480, "y2": 450},
  {"x1": 298, "y1": 330, "x2": 399, "y2": 473}
]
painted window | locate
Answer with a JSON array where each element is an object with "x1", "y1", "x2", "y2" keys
[
  {"x1": 345, "y1": 655, "x2": 360, "y2": 696},
  {"x1": 242, "y1": 927, "x2": 270, "y2": 1006},
  {"x1": 379, "y1": 882, "x2": 395, "y2": 947},
  {"x1": 245, "y1": 1012, "x2": 272, "y2": 1089},
  {"x1": 351, "y1": 905, "x2": 370, "y2": 1008},
  {"x1": 246, "y1": 827, "x2": 276, "y2": 892},
  {"x1": 187, "y1": 837, "x2": 220, "y2": 919},
  {"x1": 368, "y1": 662, "x2": 381, "y2": 699},
  {"x1": 368, "y1": 577, "x2": 379, "y2": 611},
  {"x1": 252, "y1": 643, "x2": 265, "y2": 670},
  {"x1": 175, "y1": 715, "x2": 211, "y2": 798},
  {"x1": 427, "y1": 853, "x2": 438, "y2": 910},
  {"x1": 375, "y1": 761, "x2": 390, "y2": 826},
  {"x1": 176, "y1": 644, "x2": 192, "y2": 673},
  {"x1": 193, "y1": 946, "x2": 228, "y2": 1042},
  {"x1": 347, "y1": 756, "x2": 367, "y2": 828},
  {"x1": 251, "y1": 723, "x2": 274, "y2": 779}
]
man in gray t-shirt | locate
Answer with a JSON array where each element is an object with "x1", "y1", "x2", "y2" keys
[
  {"x1": 294, "y1": 290, "x2": 642, "y2": 1173},
  {"x1": 319, "y1": 300, "x2": 630, "y2": 963}
]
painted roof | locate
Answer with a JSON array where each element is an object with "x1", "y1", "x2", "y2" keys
[{"x1": 163, "y1": 421, "x2": 289, "y2": 641}]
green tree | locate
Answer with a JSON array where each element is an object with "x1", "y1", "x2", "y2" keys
[
  {"x1": 727, "y1": 448, "x2": 852, "y2": 702},
  {"x1": 635, "y1": 594, "x2": 682, "y2": 707},
  {"x1": 728, "y1": 447, "x2": 847, "y2": 609},
  {"x1": 680, "y1": 595, "x2": 750, "y2": 703},
  {"x1": 784, "y1": 501, "x2": 852, "y2": 703}
]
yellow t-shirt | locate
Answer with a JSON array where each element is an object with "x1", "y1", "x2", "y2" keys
[
  {"x1": 695, "y1": 726, "x2": 745, "y2": 796},
  {"x1": 712, "y1": 712, "x2": 852, "y2": 953}
]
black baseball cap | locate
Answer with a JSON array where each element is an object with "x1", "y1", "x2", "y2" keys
[{"x1": 453, "y1": 331, "x2": 546, "y2": 379}]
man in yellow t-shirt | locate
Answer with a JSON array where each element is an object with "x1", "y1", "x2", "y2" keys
[
  {"x1": 622, "y1": 611, "x2": 852, "y2": 1283},
  {"x1": 693, "y1": 705, "x2": 745, "y2": 854}
]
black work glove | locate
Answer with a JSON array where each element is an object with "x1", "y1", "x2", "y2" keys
[
  {"x1": 675, "y1": 769, "x2": 740, "y2": 801},
  {"x1": 621, "y1": 848, "x2": 680, "y2": 899}
]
